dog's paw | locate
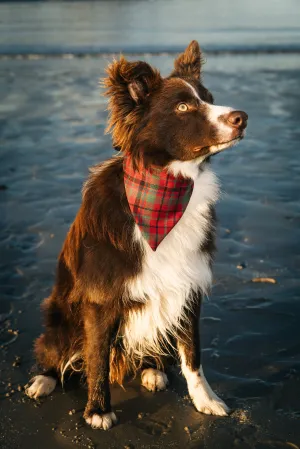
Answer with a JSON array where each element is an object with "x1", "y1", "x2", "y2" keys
[
  {"x1": 141, "y1": 368, "x2": 169, "y2": 392},
  {"x1": 25, "y1": 375, "x2": 57, "y2": 399},
  {"x1": 85, "y1": 412, "x2": 117, "y2": 430},
  {"x1": 183, "y1": 365, "x2": 229, "y2": 416},
  {"x1": 189, "y1": 373, "x2": 229, "y2": 416},
  {"x1": 192, "y1": 389, "x2": 229, "y2": 416}
]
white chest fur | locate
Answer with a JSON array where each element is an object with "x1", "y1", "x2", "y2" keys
[{"x1": 123, "y1": 162, "x2": 219, "y2": 357}]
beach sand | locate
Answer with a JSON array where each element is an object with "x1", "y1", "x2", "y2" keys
[{"x1": 1, "y1": 54, "x2": 300, "y2": 449}]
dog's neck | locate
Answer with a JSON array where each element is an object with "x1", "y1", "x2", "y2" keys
[
  {"x1": 123, "y1": 155, "x2": 194, "y2": 250},
  {"x1": 124, "y1": 152, "x2": 206, "y2": 182},
  {"x1": 167, "y1": 157, "x2": 207, "y2": 181}
]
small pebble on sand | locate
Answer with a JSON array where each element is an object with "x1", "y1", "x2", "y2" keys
[
  {"x1": 237, "y1": 262, "x2": 247, "y2": 269},
  {"x1": 252, "y1": 277, "x2": 277, "y2": 284}
]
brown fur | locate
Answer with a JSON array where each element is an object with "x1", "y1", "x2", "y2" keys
[
  {"x1": 103, "y1": 57, "x2": 162, "y2": 155},
  {"x1": 30, "y1": 40, "x2": 247, "y2": 426},
  {"x1": 35, "y1": 156, "x2": 144, "y2": 386},
  {"x1": 171, "y1": 40, "x2": 204, "y2": 80}
]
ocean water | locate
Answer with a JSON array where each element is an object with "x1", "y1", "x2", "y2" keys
[
  {"x1": 0, "y1": 0, "x2": 300, "y2": 54},
  {"x1": 0, "y1": 53, "x2": 300, "y2": 448}
]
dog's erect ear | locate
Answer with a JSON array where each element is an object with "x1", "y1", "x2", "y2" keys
[
  {"x1": 103, "y1": 56, "x2": 162, "y2": 104},
  {"x1": 102, "y1": 56, "x2": 162, "y2": 152},
  {"x1": 171, "y1": 40, "x2": 203, "y2": 79}
]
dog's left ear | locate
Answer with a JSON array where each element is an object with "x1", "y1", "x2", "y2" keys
[
  {"x1": 127, "y1": 62, "x2": 162, "y2": 103},
  {"x1": 103, "y1": 57, "x2": 162, "y2": 105},
  {"x1": 102, "y1": 57, "x2": 163, "y2": 152},
  {"x1": 171, "y1": 40, "x2": 203, "y2": 79}
]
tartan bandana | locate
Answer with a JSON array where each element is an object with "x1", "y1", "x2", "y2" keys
[{"x1": 124, "y1": 157, "x2": 194, "y2": 251}]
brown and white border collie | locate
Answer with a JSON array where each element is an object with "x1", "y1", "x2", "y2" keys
[{"x1": 25, "y1": 41, "x2": 247, "y2": 430}]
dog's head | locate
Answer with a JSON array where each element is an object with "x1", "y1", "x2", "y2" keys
[{"x1": 103, "y1": 40, "x2": 248, "y2": 168}]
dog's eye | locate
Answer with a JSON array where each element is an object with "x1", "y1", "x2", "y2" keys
[{"x1": 177, "y1": 103, "x2": 188, "y2": 112}]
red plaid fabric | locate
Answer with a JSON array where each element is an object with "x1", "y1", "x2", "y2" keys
[{"x1": 124, "y1": 157, "x2": 194, "y2": 250}]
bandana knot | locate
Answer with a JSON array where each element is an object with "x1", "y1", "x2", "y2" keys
[{"x1": 124, "y1": 157, "x2": 194, "y2": 250}]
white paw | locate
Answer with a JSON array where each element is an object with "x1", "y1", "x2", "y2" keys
[
  {"x1": 25, "y1": 375, "x2": 57, "y2": 399},
  {"x1": 191, "y1": 387, "x2": 229, "y2": 416},
  {"x1": 141, "y1": 368, "x2": 169, "y2": 392},
  {"x1": 188, "y1": 367, "x2": 229, "y2": 416},
  {"x1": 85, "y1": 412, "x2": 117, "y2": 430}
]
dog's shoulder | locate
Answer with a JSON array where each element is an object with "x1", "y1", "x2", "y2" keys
[
  {"x1": 82, "y1": 154, "x2": 130, "y2": 218},
  {"x1": 79, "y1": 154, "x2": 136, "y2": 247},
  {"x1": 83, "y1": 154, "x2": 125, "y2": 200}
]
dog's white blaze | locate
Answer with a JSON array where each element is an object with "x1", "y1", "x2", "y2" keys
[
  {"x1": 183, "y1": 80, "x2": 201, "y2": 102},
  {"x1": 183, "y1": 80, "x2": 235, "y2": 142},
  {"x1": 178, "y1": 345, "x2": 229, "y2": 416},
  {"x1": 205, "y1": 103, "x2": 234, "y2": 137},
  {"x1": 205, "y1": 103, "x2": 233, "y2": 122},
  {"x1": 124, "y1": 164, "x2": 219, "y2": 357},
  {"x1": 25, "y1": 375, "x2": 57, "y2": 399}
]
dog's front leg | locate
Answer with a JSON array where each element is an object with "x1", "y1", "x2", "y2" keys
[
  {"x1": 83, "y1": 302, "x2": 118, "y2": 430},
  {"x1": 177, "y1": 295, "x2": 229, "y2": 416}
]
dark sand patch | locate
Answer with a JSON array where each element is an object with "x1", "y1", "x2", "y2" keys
[{"x1": 1, "y1": 55, "x2": 300, "y2": 448}]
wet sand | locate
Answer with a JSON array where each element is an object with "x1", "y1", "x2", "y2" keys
[{"x1": 1, "y1": 54, "x2": 300, "y2": 448}]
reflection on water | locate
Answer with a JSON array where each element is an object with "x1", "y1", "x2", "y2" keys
[{"x1": 0, "y1": 0, "x2": 300, "y2": 53}]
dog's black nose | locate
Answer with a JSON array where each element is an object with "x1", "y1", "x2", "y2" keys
[{"x1": 227, "y1": 110, "x2": 248, "y2": 129}]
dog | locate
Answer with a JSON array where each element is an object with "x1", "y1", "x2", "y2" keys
[{"x1": 25, "y1": 40, "x2": 247, "y2": 430}]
